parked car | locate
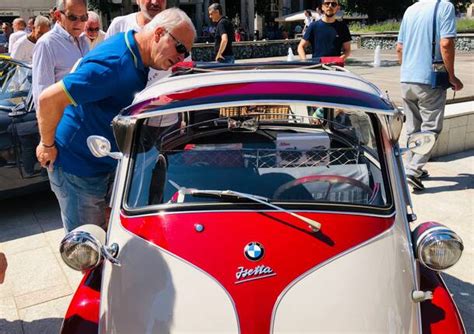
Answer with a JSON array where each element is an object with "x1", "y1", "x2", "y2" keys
[
  {"x1": 59, "y1": 62, "x2": 465, "y2": 333},
  {"x1": 0, "y1": 55, "x2": 49, "y2": 199}
]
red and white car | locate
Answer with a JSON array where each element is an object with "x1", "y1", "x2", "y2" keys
[{"x1": 58, "y1": 62, "x2": 465, "y2": 333}]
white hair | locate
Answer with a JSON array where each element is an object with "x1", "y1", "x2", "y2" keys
[
  {"x1": 144, "y1": 7, "x2": 196, "y2": 37},
  {"x1": 56, "y1": 0, "x2": 88, "y2": 11},
  {"x1": 87, "y1": 11, "x2": 100, "y2": 23},
  {"x1": 34, "y1": 15, "x2": 51, "y2": 27}
]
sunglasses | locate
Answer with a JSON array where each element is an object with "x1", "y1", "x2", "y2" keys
[
  {"x1": 323, "y1": 2, "x2": 338, "y2": 7},
  {"x1": 60, "y1": 11, "x2": 88, "y2": 22},
  {"x1": 167, "y1": 30, "x2": 190, "y2": 58},
  {"x1": 87, "y1": 27, "x2": 100, "y2": 32}
]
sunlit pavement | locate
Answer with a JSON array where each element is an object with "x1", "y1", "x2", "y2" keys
[{"x1": 0, "y1": 47, "x2": 472, "y2": 333}]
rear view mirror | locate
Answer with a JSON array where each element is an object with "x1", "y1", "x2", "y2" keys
[
  {"x1": 87, "y1": 135, "x2": 122, "y2": 160},
  {"x1": 407, "y1": 131, "x2": 436, "y2": 156}
]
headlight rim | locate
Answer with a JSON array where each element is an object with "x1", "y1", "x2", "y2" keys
[
  {"x1": 60, "y1": 230, "x2": 104, "y2": 271},
  {"x1": 416, "y1": 228, "x2": 464, "y2": 271}
]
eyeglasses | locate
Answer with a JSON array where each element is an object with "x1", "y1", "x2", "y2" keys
[
  {"x1": 323, "y1": 2, "x2": 338, "y2": 8},
  {"x1": 167, "y1": 30, "x2": 190, "y2": 58},
  {"x1": 60, "y1": 11, "x2": 88, "y2": 22},
  {"x1": 87, "y1": 27, "x2": 100, "y2": 32}
]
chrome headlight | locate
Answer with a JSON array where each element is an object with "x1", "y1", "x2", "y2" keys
[
  {"x1": 60, "y1": 224, "x2": 106, "y2": 271},
  {"x1": 413, "y1": 222, "x2": 463, "y2": 271}
]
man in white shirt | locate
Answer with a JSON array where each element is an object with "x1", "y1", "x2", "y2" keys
[
  {"x1": 11, "y1": 16, "x2": 50, "y2": 63},
  {"x1": 106, "y1": 0, "x2": 174, "y2": 83},
  {"x1": 105, "y1": 0, "x2": 166, "y2": 38},
  {"x1": 83, "y1": 11, "x2": 105, "y2": 50},
  {"x1": 8, "y1": 18, "x2": 27, "y2": 52},
  {"x1": 32, "y1": 0, "x2": 89, "y2": 109}
]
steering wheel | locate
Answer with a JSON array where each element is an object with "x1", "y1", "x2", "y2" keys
[{"x1": 273, "y1": 174, "x2": 373, "y2": 201}]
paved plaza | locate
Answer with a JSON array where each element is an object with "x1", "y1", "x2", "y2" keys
[{"x1": 0, "y1": 48, "x2": 473, "y2": 333}]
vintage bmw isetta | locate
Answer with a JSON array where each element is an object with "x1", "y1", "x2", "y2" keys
[{"x1": 58, "y1": 62, "x2": 464, "y2": 333}]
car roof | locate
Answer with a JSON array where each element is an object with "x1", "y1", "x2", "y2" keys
[{"x1": 122, "y1": 63, "x2": 397, "y2": 119}]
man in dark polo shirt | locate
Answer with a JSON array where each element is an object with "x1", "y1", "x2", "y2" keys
[
  {"x1": 297, "y1": 0, "x2": 351, "y2": 61},
  {"x1": 35, "y1": 8, "x2": 196, "y2": 232},
  {"x1": 208, "y1": 3, "x2": 235, "y2": 63}
]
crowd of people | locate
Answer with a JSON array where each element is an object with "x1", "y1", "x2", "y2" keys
[{"x1": 0, "y1": 0, "x2": 464, "y2": 240}]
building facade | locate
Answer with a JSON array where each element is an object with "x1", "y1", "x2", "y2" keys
[{"x1": 0, "y1": 0, "x2": 316, "y2": 40}]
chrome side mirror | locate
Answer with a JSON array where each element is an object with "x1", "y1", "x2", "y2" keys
[
  {"x1": 87, "y1": 135, "x2": 122, "y2": 160},
  {"x1": 407, "y1": 131, "x2": 436, "y2": 156}
]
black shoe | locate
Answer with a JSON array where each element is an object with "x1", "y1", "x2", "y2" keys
[
  {"x1": 407, "y1": 175, "x2": 425, "y2": 191},
  {"x1": 419, "y1": 169, "x2": 429, "y2": 179}
]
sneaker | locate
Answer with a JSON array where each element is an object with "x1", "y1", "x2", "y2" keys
[
  {"x1": 419, "y1": 169, "x2": 429, "y2": 179},
  {"x1": 407, "y1": 175, "x2": 425, "y2": 191}
]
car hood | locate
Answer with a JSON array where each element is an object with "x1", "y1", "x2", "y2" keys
[{"x1": 100, "y1": 211, "x2": 418, "y2": 333}]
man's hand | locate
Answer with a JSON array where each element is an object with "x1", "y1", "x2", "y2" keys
[
  {"x1": 215, "y1": 54, "x2": 224, "y2": 62},
  {"x1": 36, "y1": 144, "x2": 57, "y2": 170},
  {"x1": 449, "y1": 75, "x2": 463, "y2": 91}
]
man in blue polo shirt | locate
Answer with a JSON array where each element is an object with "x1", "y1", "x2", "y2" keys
[
  {"x1": 297, "y1": 0, "x2": 351, "y2": 61},
  {"x1": 397, "y1": 0, "x2": 463, "y2": 191},
  {"x1": 35, "y1": 8, "x2": 196, "y2": 232}
]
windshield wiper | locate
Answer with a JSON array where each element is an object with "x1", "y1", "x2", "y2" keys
[{"x1": 179, "y1": 187, "x2": 321, "y2": 232}]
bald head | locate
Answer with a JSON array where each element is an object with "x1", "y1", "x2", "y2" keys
[{"x1": 12, "y1": 18, "x2": 26, "y2": 32}]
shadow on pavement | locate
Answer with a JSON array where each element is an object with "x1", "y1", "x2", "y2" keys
[
  {"x1": 0, "y1": 317, "x2": 63, "y2": 334},
  {"x1": 441, "y1": 273, "x2": 474, "y2": 333},
  {"x1": 417, "y1": 173, "x2": 474, "y2": 194},
  {"x1": 0, "y1": 190, "x2": 61, "y2": 243}
]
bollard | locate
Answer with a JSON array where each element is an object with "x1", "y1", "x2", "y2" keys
[
  {"x1": 373, "y1": 45, "x2": 381, "y2": 67},
  {"x1": 287, "y1": 47, "x2": 295, "y2": 62}
]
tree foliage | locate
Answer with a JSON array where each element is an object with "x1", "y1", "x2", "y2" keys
[{"x1": 342, "y1": 0, "x2": 472, "y2": 23}]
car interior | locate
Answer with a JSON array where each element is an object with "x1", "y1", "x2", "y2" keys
[{"x1": 126, "y1": 104, "x2": 388, "y2": 210}]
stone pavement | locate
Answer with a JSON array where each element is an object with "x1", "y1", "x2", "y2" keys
[{"x1": 0, "y1": 50, "x2": 472, "y2": 333}]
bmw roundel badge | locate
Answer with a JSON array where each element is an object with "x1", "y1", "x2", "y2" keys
[{"x1": 244, "y1": 242, "x2": 264, "y2": 261}]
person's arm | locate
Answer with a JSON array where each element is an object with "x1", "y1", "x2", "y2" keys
[
  {"x1": 298, "y1": 39, "x2": 309, "y2": 60},
  {"x1": 440, "y1": 38, "x2": 463, "y2": 91},
  {"x1": 439, "y1": 4, "x2": 463, "y2": 91},
  {"x1": 215, "y1": 33, "x2": 228, "y2": 61},
  {"x1": 396, "y1": 43, "x2": 403, "y2": 64},
  {"x1": 35, "y1": 82, "x2": 72, "y2": 169},
  {"x1": 340, "y1": 41, "x2": 351, "y2": 60},
  {"x1": 0, "y1": 252, "x2": 7, "y2": 284}
]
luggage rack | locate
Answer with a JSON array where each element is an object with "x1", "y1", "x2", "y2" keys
[
  {"x1": 171, "y1": 60, "x2": 350, "y2": 76},
  {"x1": 166, "y1": 147, "x2": 360, "y2": 169}
]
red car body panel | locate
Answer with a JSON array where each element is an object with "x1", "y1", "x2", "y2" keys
[
  {"x1": 121, "y1": 211, "x2": 394, "y2": 333},
  {"x1": 60, "y1": 265, "x2": 102, "y2": 334},
  {"x1": 419, "y1": 266, "x2": 465, "y2": 334}
]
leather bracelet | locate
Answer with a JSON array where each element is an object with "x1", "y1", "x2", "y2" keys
[{"x1": 41, "y1": 142, "x2": 55, "y2": 148}]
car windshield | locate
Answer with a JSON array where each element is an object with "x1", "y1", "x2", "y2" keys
[
  {"x1": 0, "y1": 60, "x2": 31, "y2": 103},
  {"x1": 126, "y1": 104, "x2": 390, "y2": 211}
]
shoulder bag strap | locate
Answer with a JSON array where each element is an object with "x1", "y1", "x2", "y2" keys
[{"x1": 432, "y1": 0, "x2": 441, "y2": 62}]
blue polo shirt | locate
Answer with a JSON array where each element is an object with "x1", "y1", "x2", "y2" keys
[
  {"x1": 398, "y1": 0, "x2": 456, "y2": 85},
  {"x1": 55, "y1": 30, "x2": 148, "y2": 177}
]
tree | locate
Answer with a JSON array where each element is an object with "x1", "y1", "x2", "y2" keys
[{"x1": 342, "y1": 0, "x2": 472, "y2": 23}]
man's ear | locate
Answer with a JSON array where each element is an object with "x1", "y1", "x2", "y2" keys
[
  {"x1": 54, "y1": 10, "x2": 61, "y2": 22},
  {"x1": 154, "y1": 27, "x2": 165, "y2": 42}
]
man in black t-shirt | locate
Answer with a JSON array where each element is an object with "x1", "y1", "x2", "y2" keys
[
  {"x1": 297, "y1": 0, "x2": 351, "y2": 61},
  {"x1": 208, "y1": 3, "x2": 235, "y2": 63}
]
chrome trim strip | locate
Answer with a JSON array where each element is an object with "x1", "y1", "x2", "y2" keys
[
  {"x1": 270, "y1": 224, "x2": 396, "y2": 331},
  {"x1": 115, "y1": 221, "x2": 241, "y2": 333}
]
